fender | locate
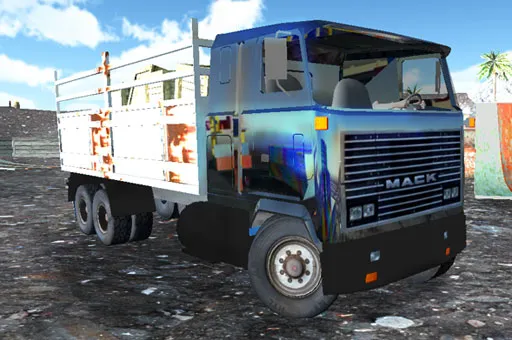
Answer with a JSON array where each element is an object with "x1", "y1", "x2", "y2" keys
[{"x1": 251, "y1": 198, "x2": 322, "y2": 250}]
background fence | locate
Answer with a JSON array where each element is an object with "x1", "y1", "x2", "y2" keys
[
  {"x1": 0, "y1": 139, "x2": 13, "y2": 157},
  {"x1": 0, "y1": 137, "x2": 60, "y2": 158}
]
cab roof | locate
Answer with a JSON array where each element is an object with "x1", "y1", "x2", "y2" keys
[{"x1": 211, "y1": 20, "x2": 451, "y2": 57}]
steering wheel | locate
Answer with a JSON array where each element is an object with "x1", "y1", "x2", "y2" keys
[{"x1": 404, "y1": 93, "x2": 423, "y2": 107}]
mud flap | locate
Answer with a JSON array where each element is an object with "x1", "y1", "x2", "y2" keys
[{"x1": 177, "y1": 202, "x2": 253, "y2": 268}]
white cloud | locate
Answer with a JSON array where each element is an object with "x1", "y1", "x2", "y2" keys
[
  {"x1": 198, "y1": 0, "x2": 264, "y2": 40},
  {"x1": 0, "y1": 91, "x2": 37, "y2": 109},
  {"x1": 0, "y1": 0, "x2": 117, "y2": 48},
  {"x1": 0, "y1": 54, "x2": 55, "y2": 87},
  {"x1": 403, "y1": 68, "x2": 420, "y2": 88},
  {"x1": 0, "y1": 17, "x2": 22, "y2": 37},
  {"x1": 112, "y1": 0, "x2": 264, "y2": 70},
  {"x1": 450, "y1": 64, "x2": 481, "y2": 94},
  {"x1": 122, "y1": 18, "x2": 159, "y2": 43}
]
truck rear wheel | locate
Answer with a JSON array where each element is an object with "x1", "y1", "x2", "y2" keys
[
  {"x1": 248, "y1": 216, "x2": 337, "y2": 318},
  {"x1": 155, "y1": 199, "x2": 186, "y2": 220},
  {"x1": 92, "y1": 189, "x2": 131, "y2": 245},
  {"x1": 130, "y1": 212, "x2": 153, "y2": 242},
  {"x1": 74, "y1": 185, "x2": 96, "y2": 235},
  {"x1": 155, "y1": 199, "x2": 174, "y2": 220}
]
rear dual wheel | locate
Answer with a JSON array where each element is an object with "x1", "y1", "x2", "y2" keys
[
  {"x1": 74, "y1": 185, "x2": 97, "y2": 235},
  {"x1": 155, "y1": 199, "x2": 185, "y2": 220},
  {"x1": 92, "y1": 189, "x2": 131, "y2": 245},
  {"x1": 75, "y1": 186, "x2": 154, "y2": 245},
  {"x1": 130, "y1": 212, "x2": 153, "y2": 242}
]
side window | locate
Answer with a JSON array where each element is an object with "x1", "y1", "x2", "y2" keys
[
  {"x1": 261, "y1": 34, "x2": 304, "y2": 94},
  {"x1": 219, "y1": 46, "x2": 232, "y2": 84},
  {"x1": 401, "y1": 57, "x2": 447, "y2": 98}
]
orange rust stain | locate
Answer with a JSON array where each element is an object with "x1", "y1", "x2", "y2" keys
[
  {"x1": 164, "y1": 105, "x2": 177, "y2": 116},
  {"x1": 90, "y1": 109, "x2": 113, "y2": 174},
  {"x1": 91, "y1": 127, "x2": 111, "y2": 154},
  {"x1": 497, "y1": 104, "x2": 512, "y2": 191},
  {"x1": 166, "y1": 171, "x2": 181, "y2": 183},
  {"x1": 464, "y1": 147, "x2": 475, "y2": 178},
  {"x1": 166, "y1": 124, "x2": 197, "y2": 164}
]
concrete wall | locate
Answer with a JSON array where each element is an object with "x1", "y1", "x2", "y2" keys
[
  {"x1": 0, "y1": 137, "x2": 60, "y2": 158},
  {"x1": 0, "y1": 139, "x2": 13, "y2": 157}
]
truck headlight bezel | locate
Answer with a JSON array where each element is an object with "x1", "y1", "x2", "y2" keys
[
  {"x1": 363, "y1": 203, "x2": 375, "y2": 218},
  {"x1": 349, "y1": 206, "x2": 363, "y2": 221}
]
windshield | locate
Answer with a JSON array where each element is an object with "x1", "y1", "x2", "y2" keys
[{"x1": 285, "y1": 26, "x2": 455, "y2": 111}]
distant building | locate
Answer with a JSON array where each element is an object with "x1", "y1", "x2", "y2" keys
[{"x1": 111, "y1": 63, "x2": 209, "y2": 107}]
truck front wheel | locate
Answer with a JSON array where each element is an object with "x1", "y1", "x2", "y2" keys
[
  {"x1": 92, "y1": 189, "x2": 131, "y2": 245},
  {"x1": 74, "y1": 185, "x2": 96, "y2": 235},
  {"x1": 248, "y1": 216, "x2": 338, "y2": 318}
]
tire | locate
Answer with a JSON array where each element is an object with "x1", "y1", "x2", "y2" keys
[
  {"x1": 92, "y1": 189, "x2": 131, "y2": 245},
  {"x1": 248, "y1": 216, "x2": 338, "y2": 318},
  {"x1": 74, "y1": 185, "x2": 96, "y2": 235},
  {"x1": 155, "y1": 199, "x2": 174, "y2": 220},
  {"x1": 130, "y1": 212, "x2": 153, "y2": 242}
]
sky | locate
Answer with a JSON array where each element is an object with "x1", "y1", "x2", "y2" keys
[{"x1": 0, "y1": 0, "x2": 511, "y2": 110}]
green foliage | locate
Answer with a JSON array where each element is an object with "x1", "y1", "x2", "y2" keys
[
  {"x1": 406, "y1": 84, "x2": 422, "y2": 95},
  {"x1": 478, "y1": 51, "x2": 512, "y2": 82}
]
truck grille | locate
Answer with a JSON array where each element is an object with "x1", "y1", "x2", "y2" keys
[{"x1": 343, "y1": 130, "x2": 462, "y2": 227}]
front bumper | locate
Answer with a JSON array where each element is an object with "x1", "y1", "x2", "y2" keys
[{"x1": 320, "y1": 209, "x2": 466, "y2": 294}]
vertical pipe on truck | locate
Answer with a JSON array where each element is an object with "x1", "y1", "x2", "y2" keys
[
  {"x1": 54, "y1": 70, "x2": 63, "y2": 156},
  {"x1": 235, "y1": 42, "x2": 245, "y2": 193},
  {"x1": 191, "y1": 18, "x2": 208, "y2": 198}
]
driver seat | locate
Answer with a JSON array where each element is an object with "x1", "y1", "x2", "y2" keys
[{"x1": 331, "y1": 78, "x2": 373, "y2": 109}]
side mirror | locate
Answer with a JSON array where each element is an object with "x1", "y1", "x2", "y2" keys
[{"x1": 263, "y1": 37, "x2": 287, "y2": 81}]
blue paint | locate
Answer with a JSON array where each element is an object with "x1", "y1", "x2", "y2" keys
[
  {"x1": 237, "y1": 105, "x2": 459, "y2": 117},
  {"x1": 249, "y1": 226, "x2": 261, "y2": 236},
  {"x1": 212, "y1": 20, "x2": 450, "y2": 56},
  {"x1": 213, "y1": 21, "x2": 327, "y2": 48},
  {"x1": 233, "y1": 118, "x2": 239, "y2": 137}
]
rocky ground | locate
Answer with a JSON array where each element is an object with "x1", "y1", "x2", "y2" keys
[
  {"x1": 0, "y1": 158, "x2": 511, "y2": 340},
  {"x1": 0, "y1": 107, "x2": 58, "y2": 139}
]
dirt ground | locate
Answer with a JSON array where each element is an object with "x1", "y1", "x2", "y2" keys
[{"x1": 0, "y1": 159, "x2": 511, "y2": 340}]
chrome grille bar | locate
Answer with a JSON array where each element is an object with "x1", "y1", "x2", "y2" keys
[{"x1": 343, "y1": 130, "x2": 462, "y2": 228}]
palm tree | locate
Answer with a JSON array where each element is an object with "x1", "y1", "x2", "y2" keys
[
  {"x1": 406, "y1": 84, "x2": 422, "y2": 95},
  {"x1": 477, "y1": 51, "x2": 512, "y2": 102}
]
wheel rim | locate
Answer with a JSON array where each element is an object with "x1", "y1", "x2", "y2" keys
[
  {"x1": 78, "y1": 198, "x2": 88, "y2": 224},
  {"x1": 266, "y1": 236, "x2": 322, "y2": 299},
  {"x1": 96, "y1": 204, "x2": 109, "y2": 234}
]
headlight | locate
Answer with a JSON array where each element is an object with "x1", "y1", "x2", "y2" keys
[
  {"x1": 443, "y1": 188, "x2": 451, "y2": 200},
  {"x1": 363, "y1": 204, "x2": 375, "y2": 217},
  {"x1": 451, "y1": 186, "x2": 459, "y2": 198},
  {"x1": 349, "y1": 206, "x2": 363, "y2": 221}
]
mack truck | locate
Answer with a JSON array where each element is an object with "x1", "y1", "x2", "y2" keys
[{"x1": 54, "y1": 18, "x2": 466, "y2": 318}]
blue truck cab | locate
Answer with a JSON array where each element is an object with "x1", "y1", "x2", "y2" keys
[{"x1": 176, "y1": 20, "x2": 466, "y2": 317}]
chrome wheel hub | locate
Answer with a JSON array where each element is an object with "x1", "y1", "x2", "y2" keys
[{"x1": 267, "y1": 237, "x2": 321, "y2": 298}]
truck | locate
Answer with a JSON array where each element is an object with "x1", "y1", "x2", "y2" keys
[{"x1": 54, "y1": 18, "x2": 466, "y2": 318}]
